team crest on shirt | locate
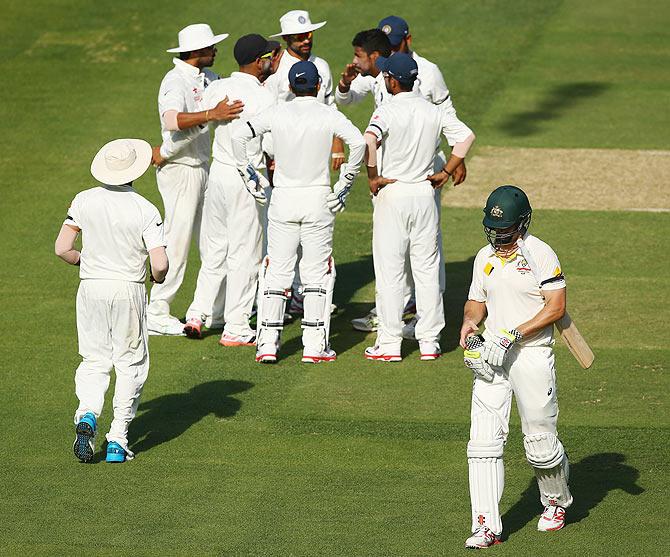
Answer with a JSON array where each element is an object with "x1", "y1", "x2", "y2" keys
[
  {"x1": 490, "y1": 205, "x2": 503, "y2": 218},
  {"x1": 516, "y1": 257, "x2": 532, "y2": 274},
  {"x1": 192, "y1": 87, "x2": 202, "y2": 103}
]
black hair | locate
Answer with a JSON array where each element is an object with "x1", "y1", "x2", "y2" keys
[
  {"x1": 397, "y1": 80, "x2": 415, "y2": 92},
  {"x1": 178, "y1": 51, "x2": 191, "y2": 61},
  {"x1": 352, "y1": 29, "x2": 392, "y2": 57},
  {"x1": 292, "y1": 87, "x2": 318, "y2": 97}
]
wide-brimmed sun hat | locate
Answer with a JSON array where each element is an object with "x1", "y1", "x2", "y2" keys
[
  {"x1": 270, "y1": 10, "x2": 326, "y2": 37},
  {"x1": 90, "y1": 139, "x2": 152, "y2": 186},
  {"x1": 167, "y1": 23, "x2": 229, "y2": 53}
]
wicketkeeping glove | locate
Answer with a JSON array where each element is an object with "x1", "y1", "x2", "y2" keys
[
  {"x1": 464, "y1": 334, "x2": 495, "y2": 382},
  {"x1": 326, "y1": 180, "x2": 351, "y2": 213},
  {"x1": 481, "y1": 328, "x2": 523, "y2": 367},
  {"x1": 238, "y1": 164, "x2": 269, "y2": 206}
]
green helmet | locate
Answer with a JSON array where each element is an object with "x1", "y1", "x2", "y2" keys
[{"x1": 482, "y1": 185, "x2": 532, "y2": 248}]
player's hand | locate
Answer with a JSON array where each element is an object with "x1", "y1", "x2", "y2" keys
[
  {"x1": 340, "y1": 64, "x2": 359, "y2": 87},
  {"x1": 331, "y1": 153, "x2": 345, "y2": 171},
  {"x1": 209, "y1": 96, "x2": 244, "y2": 122},
  {"x1": 238, "y1": 165, "x2": 268, "y2": 205},
  {"x1": 481, "y1": 328, "x2": 523, "y2": 367},
  {"x1": 463, "y1": 334, "x2": 495, "y2": 382},
  {"x1": 427, "y1": 169, "x2": 451, "y2": 189},
  {"x1": 452, "y1": 161, "x2": 467, "y2": 185},
  {"x1": 151, "y1": 146, "x2": 166, "y2": 168},
  {"x1": 369, "y1": 176, "x2": 397, "y2": 196},
  {"x1": 327, "y1": 180, "x2": 351, "y2": 213},
  {"x1": 459, "y1": 319, "x2": 480, "y2": 349}
]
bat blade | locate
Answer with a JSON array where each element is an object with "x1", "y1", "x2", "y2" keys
[{"x1": 555, "y1": 312, "x2": 595, "y2": 369}]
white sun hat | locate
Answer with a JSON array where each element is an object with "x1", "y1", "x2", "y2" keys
[
  {"x1": 90, "y1": 139, "x2": 152, "y2": 186},
  {"x1": 269, "y1": 10, "x2": 326, "y2": 37},
  {"x1": 167, "y1": 23, "x2": 229, "y2": 53}
]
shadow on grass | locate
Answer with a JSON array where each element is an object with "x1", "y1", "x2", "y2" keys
[
  {"x1": 501, "y1": 452, "x2": 643, "y2": 540},
  {"x1": 498, "y1": 81, "x2": 610, "y2": 137},
  {"x1": 128, "y1": 379, "x2": 253, "y2": 455}
]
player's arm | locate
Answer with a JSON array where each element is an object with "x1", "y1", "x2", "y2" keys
[
  {"x1": 515, "y1": 287, "x2": 566, "y2": 338},
  {"x1": 460, "y1": 300, "x2": 487, "y2": 348},
  {"x1": 148, "y1": 246, "x2": 169, "y2": 284},
  {"x1": 429, "y1": 107, "x2": 476, "y2": 188},
  {"x1": 54, "y1": 224, "x2": 81, "y2": 266},
  {"x1": 335, "y1": 70, "x2": 370, "y2": 105}
]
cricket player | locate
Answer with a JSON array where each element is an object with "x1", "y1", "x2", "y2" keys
[
  {"x1": 147, "y1": 24, "x2": 244, "y2": 335},
  {"x1": 363, "y1": 53, "x2": 474, "y2": 361},
  {"x1": 460, "y1": 185, "x2": 572, "y2": 548},
  {"x1": 232, "y1": 61, "x2": 366, "y2": 363},
  {"x1": 183, "y1": 34, "x2": 277, "y2": 345},
  {"x1": 55, "y1": 139, "x2": 168, "y2": 463},
  {"x1": 265, "y1": 9, "x2": 346, "y2": 316}
]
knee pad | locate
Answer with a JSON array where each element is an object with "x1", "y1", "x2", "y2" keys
[
  {"x1": 523, "y1": 432, "x2": 565, "y2": 469},
  {"x1": 468, "y1": 411, "x2": 506, "y2": 458}
]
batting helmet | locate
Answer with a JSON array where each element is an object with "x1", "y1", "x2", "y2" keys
[{"x1": 482, "y1": 185, "x2": 532, "y2": 249}]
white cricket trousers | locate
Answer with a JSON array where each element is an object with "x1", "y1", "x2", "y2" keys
[
  {"x1": 261, "y1": 186, "x2": 334, "y2": 350},
  {"x1": 74, "y1": 279, "x2": 149, "y2": 453},
  {"x1": 468, "y1": 345, "x2": 563, "y2": 535},
  {"x1": 148, "y1": 162, "x2": 208, "y2": 318},
  {"x1": 373, "y1": 181, "x2": 444, "y2": 350},
  {"x1": 187, "y1": 161, "x2": 263, "y2": 335}
]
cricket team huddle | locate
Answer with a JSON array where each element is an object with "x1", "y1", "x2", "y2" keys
[{"x1": 55, "y1": 10, "x2": 575, "y2": 547}]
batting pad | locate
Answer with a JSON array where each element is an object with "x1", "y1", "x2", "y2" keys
[
  {"x1": 468, "y1": 457, "x2": 504, "y2": 535},
  {"x1": 534, "y1": 455, "x2": 573, "y2": 508},
  {"x1": 523, "y1": 432, "x2": 565, "y2": 469}
]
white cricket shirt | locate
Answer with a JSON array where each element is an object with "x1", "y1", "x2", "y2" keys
[
  {"x1": 468, "y1": 234, "x2": 566, "y2": 347},
  {"x1": 204, "y1": 71, "x2": 276, "y2": 169},
  {"x1": 232, "y1": 96, "x2": 365, "y2": 188},
  {"x1": 264, "y1": 51, "x2": 335, "y2": 106},
  {"x1": 65, "y1": 185, "x2": 166, "y2": 283},
  {"x1": 365, "y1": 91, "x2": 473, "y2": 183},
  {"x1": 157, "y1": 58, "x2": 218, "y2": 166}
]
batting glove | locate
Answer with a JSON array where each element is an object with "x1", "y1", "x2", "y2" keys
[
  {"x1": 481, "y1": 328, "x2": 523, "y2": 367},
  {"x1": 238, "y1": 164, "x2": 268, "y2": 206},
  {"x1": 464, "y1": 335, "x2": 495, "y2": 382},
  {"x1": 326, "y1": 180, "x2": 351, "y2": 213}
]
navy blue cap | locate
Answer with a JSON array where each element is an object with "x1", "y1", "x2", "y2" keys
[
  {"x1": 378, "y1": 15, "x2": 409, "y2": 47},
  {"x1": 289, "y1": 60, "x2": 320, "y2": 91},
  {"x1": 376, "y1": 52, "x2": 418, "y2": 84}
]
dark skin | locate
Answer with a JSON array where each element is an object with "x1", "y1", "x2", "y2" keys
[{"x1": 152, "y1": 45, "x2": 244, "y2": 167}]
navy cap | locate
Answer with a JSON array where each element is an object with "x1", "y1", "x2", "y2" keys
[
  {"x1": 376, "y1": 52, "x2": 418, "y2": 84},
  {"x1": 234, "y1": 34, "x2": 273, "y2": 65},
  {"x1": 378, "y1": 15, "x2": 409, "y2": 47},
  {"x1": 289, "y1": 60, "x2": 320, "y2": 91}
]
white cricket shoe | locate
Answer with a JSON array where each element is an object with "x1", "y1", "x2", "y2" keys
[
  {"x1": 537, "y1": 505, "x2": 566, "y2": 532},
  {"x1": 148, "y1": 315, "x2": 185, "y2": 336},
  {"x1": 465, "y1": 526, "x2": 500, "y2": 549},
  {"x1": 364, "y1": 345, "x2": 402, "y2": 362},
  {"x1": 220, "y1": 332, "x2": 256, "y2": 347},
  {"x1": 402, "y1": 316, "x2": 417, "y2": 340},
  {"x1": 352, "y1": 308, "x2": 378, "y2": 332},
  {"x1": 419, "y1": 341, "x2": 441, "y2": 361},
  {"x1": 302, "y1": 347, "x2": 337, "y2": 363}
]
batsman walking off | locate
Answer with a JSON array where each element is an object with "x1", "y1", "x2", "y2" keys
[
  {"x1": 55, "y1": 139, "x2": 168, "y2": 463},
  {"x1": 232, "y1": 60, "x2": 365, "y2": 364},
  {"x1": 460, "y1": 185, "x2": 573, "y2": 548}
]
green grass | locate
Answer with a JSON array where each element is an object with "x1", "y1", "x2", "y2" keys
[{"x1": 1, "y1": 1, "x2": 668, "y2": 555}]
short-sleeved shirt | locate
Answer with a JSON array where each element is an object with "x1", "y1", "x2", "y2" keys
[
  {"x1": 364, "y1": 91, "x2": 473, "y2": 183},
  {"x1": 65, "y1": 185, "x2": 166, "y2": 283},
  {"x1": 158, "y1": 58, "x2": 218, "y2": 166},
  {"x1": 264, "y1": 51, "x2": 335, "y2": 106},
  {"x1": 468, "y1": 234, "x2": 566, "y2": 346},
  {"x1": 203, "y1": 71, "x2": 276, "y2": 169}
]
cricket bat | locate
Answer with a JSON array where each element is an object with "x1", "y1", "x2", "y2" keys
[{"x1": 516, "y1": 239, "x2": 595, "y2": 369}]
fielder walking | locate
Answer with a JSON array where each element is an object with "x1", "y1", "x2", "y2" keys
[
  {"x1": 232, "y1": 61, "x2": 365, "y2": 363},
  {"x1": 148, "y1": 24, "x2": 243, "y2": 335},
  {"x1": 362, "y1": 53, "x2": 474, "y2": 361},
  {"x1": 55, "y1": 139, "x2": 168, "y2": 463},
  {"x1": 460, "y1": 185, "x2": 573, "y2": 548},
  {"x1": 183, "y1": 34, "x2": 277, "y2": 345}
]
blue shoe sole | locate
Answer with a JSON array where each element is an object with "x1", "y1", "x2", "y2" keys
[{"x1": 73, "y1": 421, "x2": 94, "y2": 463}]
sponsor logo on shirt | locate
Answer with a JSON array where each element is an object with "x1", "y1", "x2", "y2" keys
[{"x1": 516, "y1": 257, "x2": 532, "y2": 274}]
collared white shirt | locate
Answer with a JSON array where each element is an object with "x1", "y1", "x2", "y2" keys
[
  {"x1": 233, "y1": 97, "x2": 365, "y2": 188},
  {"x1": 158, "y1": 58, "x2": 218, "y2": 166},
  {"x1": 365, "y1": 91, "x2": 473, "y2": 183},
  {"x1": 65, "y1": 185, "x2": 166, "y2": 283},
  {"x1": 468, "y1": 234, "x2": 566, "y2": 347},
  {"x1": 203, "y1": 71, "x2": 276, "y2": 168},
  {"x1": 264, "y1": 50, "x2": 335, "y2": 106}
]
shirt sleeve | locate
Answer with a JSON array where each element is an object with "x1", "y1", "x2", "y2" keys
[
  {"x1": 467, "y1": 252, "x2": 487, "y2": 302},
  {"x1": 158, "y1": 74, "x2": 185, "y2": 116},
  {"x1": 365, "y1": 107, "x2": 389, "y2": 142},
  {"x1": 332, "y1": 112, "x2": 365, "y2": 184},
  {"x1": 335, "y1": 74, "x2": 373, "y2": 106},
  {"x1": 537, "y1": 246, "x2": 566, "y2": 291},
  {"x1": 440, "y1": 102, "x2": 474, "y2": 146},
  {"x1": 142, "y1": 204, "x2": 167, "y2": 251},
  {"x1": 64, "y1": 193, "x2": 83, "y2": 229},
  {"x1": 232, "y1": 107, "x2": 274, "y2": 168}
]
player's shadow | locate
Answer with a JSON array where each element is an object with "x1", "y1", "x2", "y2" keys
[
  {"x1": 498, "y1": 81, "x2": 610, "y2": 137},
  {"x1": 127, "y1": 379, "x2": 253, "y2": 455},
  {"x1": 501, "y1": 452, "x2": 643, "y2": 540}
]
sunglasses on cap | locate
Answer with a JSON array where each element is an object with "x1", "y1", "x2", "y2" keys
[{"x1": 258, "y1": 51, "x2": 273, "y2": 60}]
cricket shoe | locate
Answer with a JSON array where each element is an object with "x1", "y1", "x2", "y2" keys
[
  {"x1": 352, "y1": 308, "x2": 378, "y2": 332},
  {"x1": 419, "y1": 341, "x2": 442, "y2": 361},
  {"x1": 464, "y1": 526, "x2": 501, "y2": 549},
  {"x1": 148, "y1": 315, "x2": 185, "y2": 336},
  {"x1": 364, "y1": 345, "x2": 402, "y2": 362},
  {"x1": 402, "y1": 316, "x2": 417, "y2": 340},
  {"x1": 184, "y1": 317, "x2": 203, "y2": 339},
  {"x1": 537, "y1": 505, "x2": 566, "y2": 532},
  {"x1": 220, "y1": 332, "x2": 257, "y2": 347},
  {"x1": 255, "y1": 343, "x2": 278, "y2": 363},
  {"x1": 302, "y1": 348, "x2": 337, "y2": 363},
  {"x1": 73, "y1": 412, "x2": 96, "y2": 463},
  {"x1": 106, "y1": 441, "x2": 127, "y2": 463}
]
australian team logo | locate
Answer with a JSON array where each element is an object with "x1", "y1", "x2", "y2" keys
[
  {"x1": 516, "y1": 257, "x2": 532, "y2": 274},
  {"x1": 490, "y1": 205, "x2": 503, "y2": 218}
]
